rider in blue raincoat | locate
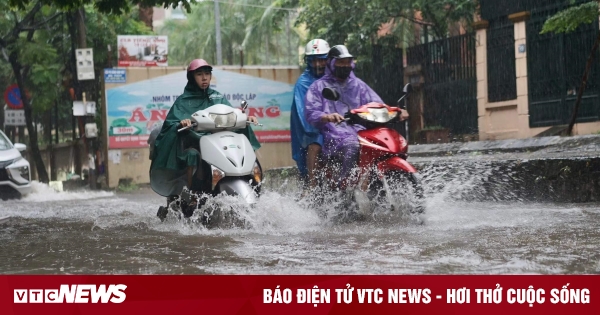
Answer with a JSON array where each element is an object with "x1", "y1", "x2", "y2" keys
[{"x1": 290, "y1": 39, "x2": 330, "y2": 188}]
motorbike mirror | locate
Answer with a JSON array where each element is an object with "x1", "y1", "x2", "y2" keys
[
  {"x1": 396, "y1": 84, "x2": 412, "y2": 107},
  {"x1": 322, "y1": 88, "x2": 340, "y2": 101},
  {"x1": 241, "y1": 100, "x2": 249, "y2": 111}
]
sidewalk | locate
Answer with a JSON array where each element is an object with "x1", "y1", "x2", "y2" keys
[
  {"x1": 263, "y1": 134, "x2": 600, "y2": 202},
  {"x1": 409, "y1": 134, "x2": 600, "y2": 162}
]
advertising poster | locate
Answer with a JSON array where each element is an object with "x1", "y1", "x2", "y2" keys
[
  {"x1": 105, "y1": 69, "x2": 293, "y2": 148},
  {"x1": 117, "y1": 35, "x2": 168, "y2": 67}
]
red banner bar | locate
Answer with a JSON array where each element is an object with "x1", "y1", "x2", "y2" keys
[{"x1": 1, "y1": 275, "x2": 597, "y2": 314}]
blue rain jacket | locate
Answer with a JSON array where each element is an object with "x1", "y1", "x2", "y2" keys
[{"x1": 290, "y1": 69, "x2": 323, "y2": 178}]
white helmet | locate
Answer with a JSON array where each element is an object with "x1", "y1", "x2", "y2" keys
[{"x1": 305, "y1": 39, "x2": 330, "y2": 56}]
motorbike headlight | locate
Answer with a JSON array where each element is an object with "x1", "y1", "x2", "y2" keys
[
  {"x1": 209, "y1": 113, "x2": 237, "y2": 128},
  {"x1": 211, "y1": 165, "x2": 225, "y2": 190},
  {"x1": 252, "y1": 161, "x2": 262, "y2": 183},
  {"x1": 357, "y1": 108, "x2": 397, "y2": 123}
]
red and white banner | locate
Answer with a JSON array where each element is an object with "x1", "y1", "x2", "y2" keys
[
  {"x1": 1, "y1": 275, "x2": 597, "y2": 314},
  {"x1": 117, "y1": 35, "x2": 168, "y2": 67}
]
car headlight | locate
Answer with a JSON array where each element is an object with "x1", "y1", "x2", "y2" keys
[
  {"x1": 252, "y1": 161, "x2": 262, "y2": 183},
  {"x1": 357, "y1": 108, "x2": 398, "y2": 123},
  {"x1": 209, "y1": 113, "x2": 237, "y2": 128},
  {"x1": 19, "y1": 166, "x2": 29, "y2": 181}
]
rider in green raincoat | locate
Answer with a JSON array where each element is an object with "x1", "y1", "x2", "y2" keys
[{"x1": 150, "y1": 59, "x2": 261, "y2": 197}]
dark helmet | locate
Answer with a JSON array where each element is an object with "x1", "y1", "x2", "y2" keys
[{"x1": 327, "y1": 45, "x2": 353, "y2": 60}]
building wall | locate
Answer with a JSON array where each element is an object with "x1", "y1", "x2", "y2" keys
[
  {"x1": 476, "y1": 13, "x2": 600, "y2": 140},
  {"x1": 25, "y1": 142, "x2": 88, "y2": 182},
  {"x1": 102, "y1": 66, "x2": 301, "y2": 188}
]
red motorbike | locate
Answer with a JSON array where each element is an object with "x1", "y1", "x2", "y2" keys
[{"x1": 320, "y1": 84, "x2": 424, "y2": 215}]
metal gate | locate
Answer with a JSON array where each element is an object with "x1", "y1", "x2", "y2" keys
[
  {"x1": 527, "y1": 4, "x2": 600, "y2": 127},
  {"x1": 369, "y1": 44, "x2": 406, "y2": 137},
  {"x1": 407, "y1": 33, "x2": 478, "y2": 135}
]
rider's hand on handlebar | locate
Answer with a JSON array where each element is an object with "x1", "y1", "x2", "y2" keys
[
  {"x1": 321, "y1": 113, "x2": 345, "y2": 124},
  {"x1": 180, "y1": 119, "x2": 193, "y2": 128},
  {"x1": 400, "y1": 109, "x2": 409, "y2": 121},
  {"x1": 247, "y1": 115, "x2": 259, "y2": 125}
]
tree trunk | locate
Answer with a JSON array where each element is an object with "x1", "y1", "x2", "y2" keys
[
  {"x1": 8, "y1": 55, "x2": 50, "y2": 183},
  {"x1": 138, "y1": 4, "x2": 154, "y2": 31},
  {"x1": 566, "y1": 31, "x2": 600, "y2": 136}
]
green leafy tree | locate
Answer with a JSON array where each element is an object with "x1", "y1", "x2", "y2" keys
[
  {"x1": 293, "y1": 0, "x2": 476, "y2": 84},
  {"x1": 1, "y1": 0, "x2": 183, "y2": 183},
  {"x1": 158, "y1": 0, "x2": 301, "y2": 66},
  {"x1": 541, "y1": 1, "x2": 600, "y2": 136}
]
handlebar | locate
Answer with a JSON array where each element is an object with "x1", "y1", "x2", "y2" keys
[
  {"x1": 335, "y1": 118, "x2": 350, "y2": 126},
  {"x1": 247, "y1": 121, "x2": 263, "y2": 127},
  {"x1": 178, "y1": 121, "x2": 263, "y2": 132},
  {"x1": 177, "y1": 122, "x2": 198, "y2": 132}
]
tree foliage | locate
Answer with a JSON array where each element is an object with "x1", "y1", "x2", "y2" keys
[
  {"x1": 158, "y1": 0, "x2": 302, "y2": 66},
  {"x1": 295, "y1": 0, "x2": 476, "y2": 45},
  {"x1": 292, "y1": 0, "x2": 476, "y2": 84},
  {"x1": 8, "y1": 0, "x2": 189, "y2": 15},
  {"x1": 0, "y1": 0, "x2": 179, "y2": 182},
  {"x1": 541, "y1": 1, "x2": 599, "y2": 34}
]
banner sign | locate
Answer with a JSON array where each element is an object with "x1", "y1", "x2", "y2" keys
[
  {"x1": 105, "y1": 69, "x2": 293, "y2": 148},
  {"x1": 2, "y1": 275, "x2": 597, "y2": 314},
  {"x1": 117, "y1": 35, "x2": 168, "y2": 67}
]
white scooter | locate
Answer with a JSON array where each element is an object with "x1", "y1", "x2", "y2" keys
[{"x1": 149, "y1": 101, "x2": 263, "y2": 227}]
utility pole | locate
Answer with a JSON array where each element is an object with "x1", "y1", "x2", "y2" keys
[
  {"x1": 74, "y1": 8, "x2": 97, "y2": 189},
  {"x1": 214, "y1": 0, "x2": 222, "y2": 65}
]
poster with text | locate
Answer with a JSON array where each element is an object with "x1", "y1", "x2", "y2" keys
[
  {"x1": 117, "y1": 35, "x2": 168, "y2": 67},
  {"x1": 105, "y1": 69, "x2": 293, "y2": 148}
]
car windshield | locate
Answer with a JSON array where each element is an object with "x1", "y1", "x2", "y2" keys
[{"x1": 0, "y1": 131, "x2": 13, "y2": 150}]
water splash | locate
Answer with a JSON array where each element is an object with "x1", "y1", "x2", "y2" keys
[{"x1": 21, "y1": 181, "x2": 114, "y2": 202}]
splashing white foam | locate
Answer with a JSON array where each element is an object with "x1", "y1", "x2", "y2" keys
[{"x1": 21, "y1": 181, "x2": 114, "y2": 202}]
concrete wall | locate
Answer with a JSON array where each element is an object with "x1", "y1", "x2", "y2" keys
[
  {"x1": 475, "y1": 13, "x2": 600, "y2": 140},
  {"x1": 103, "y1": 66, "x2": 301, "y2": 188},
  {"x1": 25, "y1": 142, "x2": 87, "y2": 181}
]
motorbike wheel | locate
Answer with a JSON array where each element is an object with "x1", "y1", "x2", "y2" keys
[{"x1": 382, "y1": 170, "x2": 425, "y2": 214}]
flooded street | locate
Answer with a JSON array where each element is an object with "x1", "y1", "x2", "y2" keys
[{"x1": 1, "y1": 180, "x2": 599, "y2": 275}]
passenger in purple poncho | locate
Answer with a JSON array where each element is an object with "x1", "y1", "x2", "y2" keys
[{"x1": 304, "y1": 45, "x2": 409, "y2": 189}]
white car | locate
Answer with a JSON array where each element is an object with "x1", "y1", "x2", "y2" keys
[{"x1": 0, "y1": 130, "x2": 31, "y2": 200}]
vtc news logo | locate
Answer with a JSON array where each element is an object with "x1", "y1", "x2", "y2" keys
[{"x1": 14, "y1": 284, "x2": 127, "y2": 303}]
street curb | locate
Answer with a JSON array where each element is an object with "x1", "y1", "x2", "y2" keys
[{"x1": 409, "y1": 134, "x2": 600, "y2": 157}]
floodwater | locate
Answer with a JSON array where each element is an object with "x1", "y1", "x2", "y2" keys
[{"x1": 1, "y1": 167, "x2": 599, "y2": 275}]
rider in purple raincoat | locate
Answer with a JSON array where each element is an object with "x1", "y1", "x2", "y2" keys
[{"x1": 304, "y1": 45, "x2": 386, "y2": 189}]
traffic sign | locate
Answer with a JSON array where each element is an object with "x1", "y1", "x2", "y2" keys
[
  {"x1": 4, "y1": 108, "x2": 26, "y2": 126},
  {"x1": 4, "y1": 84, "x2": 23, "y2": 109}
]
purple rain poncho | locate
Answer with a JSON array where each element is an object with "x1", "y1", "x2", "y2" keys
[{"x1": 304, "y1": 59, "x2": 383, "y2": 185}]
